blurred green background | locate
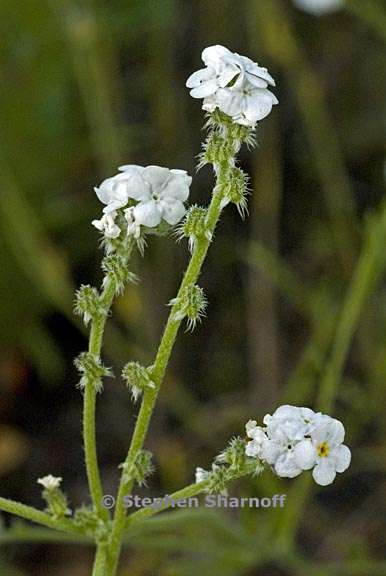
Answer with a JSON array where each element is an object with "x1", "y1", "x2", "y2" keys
[{"x1": 0, "y1": 0, "x2": 386, "y2": 574}]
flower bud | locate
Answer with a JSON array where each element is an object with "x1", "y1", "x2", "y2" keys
[
  {"x1": 201, "y1": 132, "x2": 229, "y2": 167},
  {"x1": 74, "y1": 352, "x2": 113, "y2": 392},
  {"x1": 37, "y1": 476, "x2": 70, "y2": 519},
  {"x1": 216, "y1": 436, "x2": 247, "y2": 471},
  {"x1": 195, "y1": 467, "x2": 210, "y2": 483},
  {"x1": 74, "y1": 285, "x2": 105, "y2": 325},
  {"x1": 169, "y1": 284, "x2": 207, "y2": 331},
  {"x1": 102, "y1": 254, "x2": 139, "y2": 295},
  {"x1": 205, "y1": 464, "x2": 231, "y2": 494},
  {"x1": 120, "y1": 450, "x2": 154, "y2": 487},
  {"x1": 177, "y1": 205, "x2": 212, "y2": 251},
  {"x1": 122, "y1": 362, "x2": 155, "y2": 402},
  {"x1": 221, "y1": 167, "x2": 249, "y2": 217}
]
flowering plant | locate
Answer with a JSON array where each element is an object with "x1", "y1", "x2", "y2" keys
[{"x1": 0, "y1": 45, "x2": 350, "y2": 575}]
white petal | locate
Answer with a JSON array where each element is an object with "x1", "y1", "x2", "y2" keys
[
  {"x1": 202, "y1": 95, "x2": 218, "y2": 112},
  {"x1": 217, "y1": 67, "x2": 240, "y2": 88},
  {"x1": 245, "y1": 420, "x2": 257, "y2": 438},
  {"x1": 245, "y1": 440, "x2": 260, "y2": 457},
  {"x1": 133, "y1": 201, "x2": 161, "y2": 227},
  {"x1": 328, "y1": 419, "x2": 345, "y2": 448},
  {"x1": 216, "y1": 89, "x2": 245, "y2": 117},
  {"x1": 124, "y1": 172, "x2": 151, "y2": 202},
  {"x1": 272, "y1": 405, "x2": 300, "y2": 418},
  {"x1": 239, "y1": 56, "x2": 276, "y2": 86},
  {"x1": 170, "y1": 169, "x2": 189, "y2": 176},
  {"x1": 92, "y1": 218, "x2": 104, "y2": 231},
  {"x1": 190, "y1": 79, "x2": 219, "y2": 98},
  {"x1": 244, "y1": 90, "x2": 275, "y2": 122},
  {"x1": 159, "y1": 199, "x2": 186, "y2": 225},
  {"x1": 299, "y1": 407, "x2": 317, "y2": 421},
  {"x1": 312, "y1": 460, "x2": 336, "y2": 486},
  {"x1": 102, "y1": 201, "x2": 123, "y2": 214},
  {"x1": 94, "y1": 178, "x2": 116, "y2": 205},
  {"x1": 274, "y1": 452, "x2": 302, "y2": 478},
  {"x1": 245, "y1": 74, "x2": 268, "y2": 89},
  {"x1": 186, "y1": 68, "x2": 214, "y2": 88},
  {"x1": 202, "y1": 45, "x2": 233, "y2": 66},
  {"x1": 118, "y1": 164, "x2": 145, "y2": 174},
  {"x1": 261, "y1": 439, "x2": 282, "y2": 465},
  {"x1": 293, "y1": 440, "x2": 316, "y2": 470},
  {"x1": 332, "y1": 445, "x2": 351, "y2": 473},
  {"x1": 143, "y1": 166, "x2": 170, "y2": 189},
  {"x1": 162, "y1": 173, "x2": 191, "y2": 201}
]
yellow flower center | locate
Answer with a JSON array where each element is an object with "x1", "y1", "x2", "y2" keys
[{"x1": 317, "y1": 442, "x2": 329, "y2": 458}]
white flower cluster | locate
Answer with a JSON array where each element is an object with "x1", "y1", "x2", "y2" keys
[
  {"x1": 92, "y1": 165, "x2": 192, "y2": 239},
  {"x1": 246, "y1": 405, "x2": 351, "y2": 486},
  {"x1": 186, "y1": 45, "x2": 278, "y2": 127},
  {"x1": 293, "y1": 0, "x2": 344, "y2": 15}
]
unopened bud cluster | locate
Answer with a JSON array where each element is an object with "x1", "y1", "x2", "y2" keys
[
  {"x1": 120, "y1": 449, "x2": 154, "y2": 487},
  {"x1": 200, "y1": 110, "x2": 255, "y2": 170},
  {"x1": 177, "y1": 205, "x2": 212, "y2": 252},
  {"x1": 74, "y1": 352, "x2": 113, "y2": 393},
  {"x1": 195, "y1": 436, "x2": 263, "y2": 494},
  {"x1": 122, "y1": 362, "x2": 155, "y2": 402},
  {"x1": 221, "y1": 167, "x2": 249, "y2": 218},
  {"x1": 102, "y1": 253, "x2": 138, "y2": 295},
  {"x1": 75, "y1": 285, "x2": 107, "y2": 326},
  {"x1": 169, "y1": 284, "x2": 207, "y2": 331}
]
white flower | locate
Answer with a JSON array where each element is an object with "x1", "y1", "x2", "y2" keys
[
  {"x1": 92, "y1": 165, "x2": 192, "y2": 239},
  {"x1": 245, "y1": 420, "x2": 270, "y2": 459},
  {"x1": 294, "y1": 417, "x2": 351, "y2": 485},
  {"x1": 293, "y1": 0, "x2": 344, "y2": 15},
  {"x1": 92, "y1": 211, "x2": 121, "y2": 239},
  {"x1": 260, "y1": 405, "x2": 320, "y2": 477},
  {"x1": 195, "y1": 467, "x2": 209, "y2": 483},
  {"x1": 186, "y1": 45, "x2": 278, "y2": 126},
  {"x1": 244, "y1": 405, "x2": 351, "y2": 485},
  {"x1": 264, "y1": 405, "x2": 319, "y2": 439},
  {"x1": 37, "y1": 475, "x2": 62, "y2": 491},
  {"x1": 119, "y1": 165, "x2": 191, "y2": 227},
  {"x1": 94, "y1": 173, "x2": 132, "y2": 214}
]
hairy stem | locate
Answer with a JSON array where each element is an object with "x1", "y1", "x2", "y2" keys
[
  {"x1": 106, "y1": 123, "x2": 241, "y2": 574},
  {"x1": 83, "y1": 280, "x2": 115, "y2": 521},
  {"x1": 0, "y1": 497, "x2": 82, "y2": 535},
  {"x1": 92, "y1": 543, "x2": 108, "y2": 576},
  {"x1": 84, "y1": 243, "x2": 134, "y2": 521},
  {"x1": 107, "y1": 192, "x2": 226, "y2": 573}
]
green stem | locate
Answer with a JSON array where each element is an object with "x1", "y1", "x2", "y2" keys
[
  {"x1": 84, "y1": 243, "x2": 134, "y2": 521},
  {"x1": 124, "y1": 464, "x2": 253, "y2": 532},
  {"x1": 92, "y1": 543, "x2": 108, "y2": 576},
  {"x1": 83, "y1": 280, "x2": 115, "y2": 521},
  {"x1": 107, "y1": 189, "x2": 226, "y2": 574},
  {"x1": 106, "y1": 122, "x2": 240, "y2": 573},
  {"x1": 0, "y1": 525, "x2": 91, "y2": 546},
  {"x1": 83, "y1": 284, "x2": 115, "y2": 524},
  {"x1": 0, "y1": 497, "x2": 82, "y2": 536},
  {"x1": 126, "y1": 480, "x2": 209, "y2": 528}
]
